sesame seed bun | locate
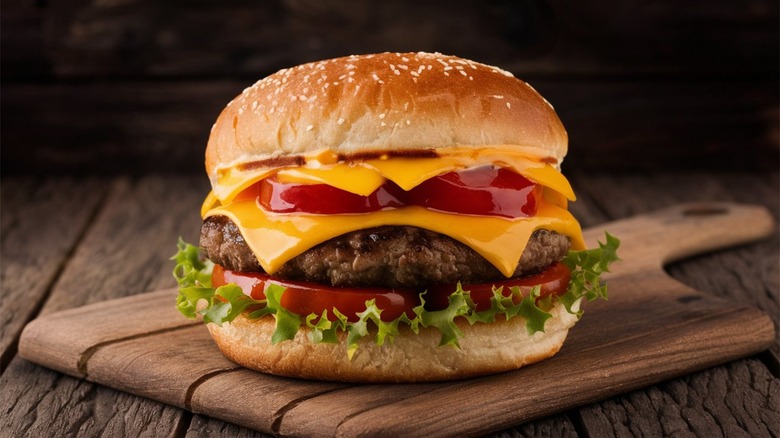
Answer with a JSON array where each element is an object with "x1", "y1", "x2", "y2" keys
[
  {"x1": 207, "y1": 302, "x2": 578, "y2": 383},
  {"x1": 205, "y1": 52, "x2": 567, "y2": 186}
]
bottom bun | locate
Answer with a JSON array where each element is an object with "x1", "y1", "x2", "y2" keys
[{"x1": 207, "y1": 303, "x2": 578, "y2": 382}]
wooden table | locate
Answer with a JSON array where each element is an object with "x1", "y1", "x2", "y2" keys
[
  {"x1": 1, "y1": 170, "x2": 777, "y2": 436},
  {"x1": 2, "y1": 0, "x2": 777, "y2": 433}
]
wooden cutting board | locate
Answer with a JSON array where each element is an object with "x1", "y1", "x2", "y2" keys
[{"x1": 19, "y1": 202, "x2": 776, "y2": 437}]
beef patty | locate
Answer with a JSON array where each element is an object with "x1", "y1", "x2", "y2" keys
[{"x1": 200, "y1": 215, "x2": 570, "y2": 288}]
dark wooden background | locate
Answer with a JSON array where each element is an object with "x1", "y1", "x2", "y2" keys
[
  {"x1": 2, "y1": 0, "x2": 778, "y2": 174},
  {"x1": 2, "y1": 1, "x2": 778, "y2": 437}
]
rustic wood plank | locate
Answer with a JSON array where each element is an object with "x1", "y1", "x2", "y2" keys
[
  {"x1": 573, "y1": 172, "x2": 779, "y2": 437},
  {"x1": 40, "y1": 175, "x2": 207, "y2": 312},
  {"x1": 0, "y1": 177, "x2": 106, "y2": 371},
  {"x1": 2, "y1": 175, "x2": 206, "y2": 437},
  {"x1": 189, "y1": 368, "x2": 346, "y2": 434},
  {"x1": 576, "y1": 358, "x2": 780, "y2": 437},
  {"x1": 577, "y1": 172, "x2": 779, "y2": 360},
  {"x1": 1, "y1": 81, "x2": 237, "y2": 174},
  {"x1": 0, "y1": 358, "x2": 188, "y2": 437},
  {"x1": 545, "y1": 80, "x2": 779, "y2": 171},
  {"x1": 3, "y1": 80, "x2": 776, "y2": 175},
  {"x1": 185, "y1": 416, "x2": 273, "y2": 438},
  {"x1": 0, "y1": 0, "x2": 51, "y2": 78},
  {"x1": 19, "y1": 289, "x2": 196, "y2": 377},
  {"x1": 87, "y1": 325, "x2": 241, "y2": 409},
  {"x1": 487, "y1": 414, "x2": 579, "y2": 438},
  {"x1": 4, "y1": 0, "x2": 771, "y2": 78}
]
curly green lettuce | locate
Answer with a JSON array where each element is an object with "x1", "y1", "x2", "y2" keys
[{"x1": 172, "y1": 233, "x2": 619, "y2": 357}]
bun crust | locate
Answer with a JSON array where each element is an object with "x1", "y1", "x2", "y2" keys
[
  {"x1": 207, "y1": 303, "x2": 578, "y2": 383},
  {"x1": 206, "y1": 52, "x2": 567, "y2": 184}
]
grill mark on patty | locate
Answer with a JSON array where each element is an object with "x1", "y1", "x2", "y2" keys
[{"x1": 200, "y1": 215, "x2": 570, "y2": 288}]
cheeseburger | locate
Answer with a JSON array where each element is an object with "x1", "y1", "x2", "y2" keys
[{"x1": 174, "y1": 52, "x2": 619, "y2": 382}]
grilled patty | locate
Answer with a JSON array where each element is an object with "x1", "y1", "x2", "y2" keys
[{"x1": 200, "y1": 215, "x2": 570, "y2": 288}]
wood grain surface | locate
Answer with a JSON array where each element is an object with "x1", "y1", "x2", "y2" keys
[
  {"x1": 2, "y1": 1, "x2": 777, "y2": 435},
  {"x1": 2, "y1": 173, "x2": 777, "y2": 437},
  {"x1": 17, "y1": 202, "x2": 776, "y2": 436}
]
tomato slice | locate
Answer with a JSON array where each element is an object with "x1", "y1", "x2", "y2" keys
[
  {"x1": 407, "y1": 166, "x2": 538, "y2": 218},
  {"x1": 212, "y1": 264, "x2": 418, "y2": 322},
  {"x1": 424, "y1": 262, "x2": 572, "y2": 312},
  {"x1": 211, "y1": 262, "x2": 571, "y2": 322},
  {"x1": 251, "y1": 166, "x2": 537, "y2": 218},
  {"x1": 258, "y1": 177, "x2": 406, "y2": 214}
]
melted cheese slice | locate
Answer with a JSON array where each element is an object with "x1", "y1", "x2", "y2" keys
[
  {"x1": 205, "y1": 201, "x2": 585, "y2": 278},
  {"x1": 212, "y1": 146, "x2": 576, "y2": 204}
]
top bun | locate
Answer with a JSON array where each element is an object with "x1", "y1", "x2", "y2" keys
[{"x1": 206, "y1": 52, "x2": 567, "y2": 182}]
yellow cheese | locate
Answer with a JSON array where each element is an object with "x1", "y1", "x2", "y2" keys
[
  {"x1": 522, "y1": 165, "x2": 575, "y2": 201},
  {"x1": 212, "y1": 146, "x2": 575, "y2": 204},
  {"x1": 205, "y1": 200, "x2": 584, "y2": 278},
  {"x1": 276, "y1": 165, "x2": 386, "y2": 196},
  {"x1": 364, "y1": 156, "x2": 466, "y2": 191}
]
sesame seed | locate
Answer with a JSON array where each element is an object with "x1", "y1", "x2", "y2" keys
[
  {"x1": 381, "y1": 121, "x2": 386, "y2": 127},
  {"x1": 306, "y1": 125, "x2": 313, "y2": 131},
  {"x1": 469, "y1": 76, "x2": 474, "y2": 80},
  {"x1": 379, "y1": 113, "x2": 386, "y2": 119},
  {"x1": 337, "y1": 118, "x2": 345, "y2": 125},
  {"x1": 459, "y1": 70, "x2": 467, "y2": 76},
  {"x1": 251, "y1": 101, "x2": 258, "y2": 109},
  {"x1": 406, "y1": 120, "x2": 411, "y2": 125},
  {"x1": 492, "y1": 95, "x2": 505, "y2": 99},
  {"x1": 398, "y1": 64, "x2": 408, "y2": 70},
  {"x1": 506, "y1": 102, "x2": 512, "y2": 109},
  {"x1": 238, "y1": 108, "x2": 244, "y2": 115},
  {"x1": 410, "y1": 71, "x2": 419, "y2": 77},
  {"x1": 444, "y1": 66, "x2": 453, "y2": 71}
]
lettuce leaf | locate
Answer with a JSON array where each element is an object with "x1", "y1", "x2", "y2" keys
[{"x1": 172, "y1": 233, "x2": 620, "y2": 356}]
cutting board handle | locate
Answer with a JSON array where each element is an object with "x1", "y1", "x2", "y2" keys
[{"x1": 582, "y1": 202, "x2": 775, "y2": 274}]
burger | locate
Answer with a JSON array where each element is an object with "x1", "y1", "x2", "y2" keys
[{"x1": 173, "y1": 52, "x2": 619, "y2": 382}]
